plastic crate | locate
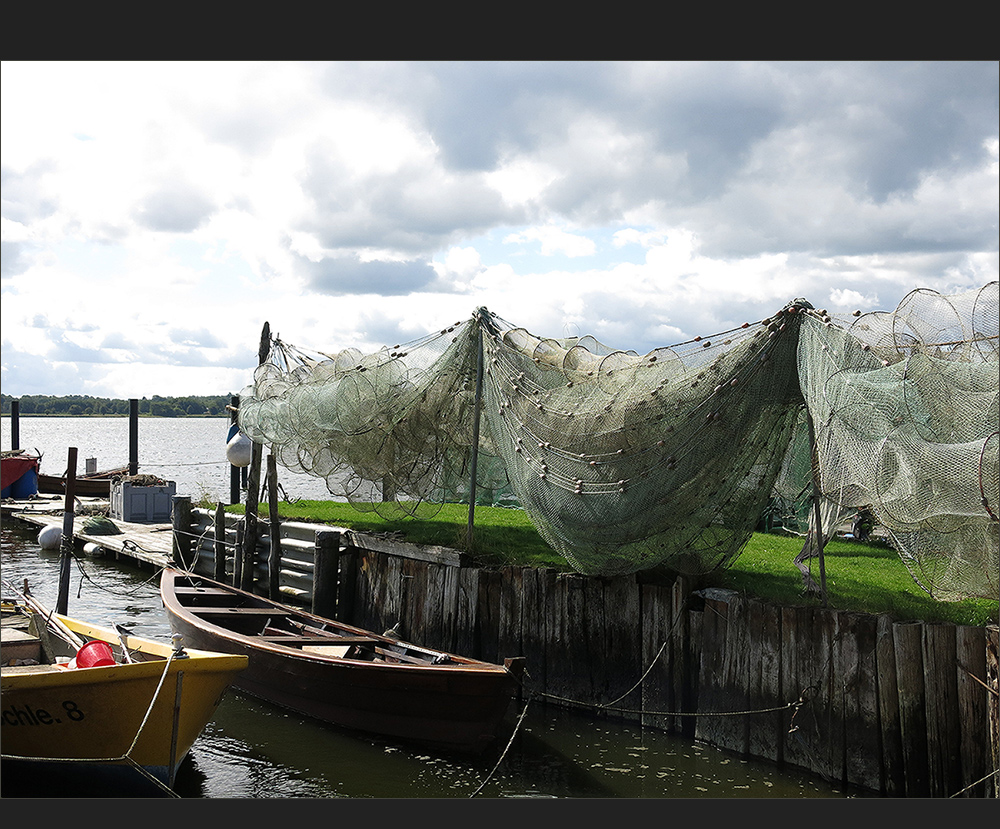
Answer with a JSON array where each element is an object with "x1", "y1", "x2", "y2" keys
[{"x1": 110, "y1": 480, "x2": 177, "y2": 523}]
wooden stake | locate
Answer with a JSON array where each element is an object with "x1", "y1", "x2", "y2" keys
[
  {"x1": 466, "y1": 311, "x2": 485, "y2": 548},
  {"x1": 267, "y1": 453, "x2": 281, "y2": 600},
  {"x1": 806, "y1": 412, "x2": 828, "y2": 606},
  {"x1": 56, "y1": 447, "x2": 78, "y2": 615},
  {"x1": 240, "y1": 322, "x2": 270, "y2": 591}
]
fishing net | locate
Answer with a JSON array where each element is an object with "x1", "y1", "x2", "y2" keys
[
  {"x1": 237, "y1": 283, "x2": 999, "y2": 599},
  {"x1": 798, "y1": 283, "x2": 998, "y2": 601}
]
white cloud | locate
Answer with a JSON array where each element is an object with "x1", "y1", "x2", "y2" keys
[
  {"x1": 1, "y1": 60, "x2": 996, "y2": 398},
  {"x1": 503, "y1": 225, "x2": 597, "y2": 257}
]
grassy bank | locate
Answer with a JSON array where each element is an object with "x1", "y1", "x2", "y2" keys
[{"x1": 228, "y1": 499, "x2": 998, "y2": 628}]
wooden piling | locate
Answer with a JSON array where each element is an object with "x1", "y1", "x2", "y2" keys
[
  {"x1": 312, "y1": 529, "x2": 340, "y2": 619},
  {"x1": 129, "y1": 399, "x2": 139, "y2": 476},
  {"x1": 923, "y1": 621, "x2": 962, "y2": 797},
  {"x1": 876, "y1": 614, "x2": 905, "y2": 796},
  {"x1": 956, "y1": 624, "x2": 989, "y2": 797},
  {"x1": 266, "y1": 454, "x2": 281, "y2": 600},
  {"x1": 214, "y1": 502, "x2": 228, "y2": 581},
  {"x1": 171, "y1": 495, "x2": 192, "y2": 568},
  {"x1": 894, "y1": 620, "x2": 930, "y2": 796},
  {"x1": 335, "y1": 548, "x2": 357, "y2": 623},
  {"x1": 10, "y1": 399, "x2": 19, "y2": 450},
  {"x1": 56, "y1": 447, "x2": 78, "y2": 616}
]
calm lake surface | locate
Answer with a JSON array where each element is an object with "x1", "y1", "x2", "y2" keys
[{"x1": 2, "y1": 417, "x2": 853, "y2": 799}]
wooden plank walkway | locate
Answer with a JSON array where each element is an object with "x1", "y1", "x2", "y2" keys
[{"x1": 2, "y1": 495, "x2": 173, "y2": 568}]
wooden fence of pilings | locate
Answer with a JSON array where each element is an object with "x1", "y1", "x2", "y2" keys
[{"x1": 174, "y1": 501, "x2": 999, "y2": 798}]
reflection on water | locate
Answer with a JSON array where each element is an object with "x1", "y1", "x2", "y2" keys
[{"x1": 0, "y1": 522, "x2": 851, "y2": 799}]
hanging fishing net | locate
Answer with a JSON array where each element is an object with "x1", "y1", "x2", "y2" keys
[
  {"x1": 797, "y1": 283, "x2": 998, "y2": 601},
  {"x1": 237, "y1": 283, "x2": 998, "y2": 599}
]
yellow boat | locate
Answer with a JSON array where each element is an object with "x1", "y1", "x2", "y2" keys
[{"x1": 1, "y1": 590, "x2": 247, "y2": 793}]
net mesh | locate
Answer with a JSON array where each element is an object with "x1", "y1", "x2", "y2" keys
[{"x1": 238, "y1": 282, "x2": 998, "y2": 600}]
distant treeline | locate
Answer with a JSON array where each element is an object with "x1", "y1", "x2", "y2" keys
[{"x1": 1, "y1": 393, "x2": 235, "y2": 418}]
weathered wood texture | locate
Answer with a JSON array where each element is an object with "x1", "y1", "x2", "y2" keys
[{"x1": 178, "y1": 507, "x2": 999, "y2": 798}]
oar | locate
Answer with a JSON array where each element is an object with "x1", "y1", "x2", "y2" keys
[
  {"x1": 3, "y1": 576, "x2": 87, "y2": 651},
  {"x1": 114, "y1": 623, "x2": 135, "y2": 663}
]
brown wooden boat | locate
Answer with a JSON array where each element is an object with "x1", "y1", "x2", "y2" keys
[
  {"x1": 159, "y1": 566, "x2": 525, "y2": 754},
  {"x1": 37, "y1": 467, "x2": 129, "y2": 497}
]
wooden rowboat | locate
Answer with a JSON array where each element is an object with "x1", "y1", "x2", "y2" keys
[
  {"x1": 1, "y1": 586, "x2": 247, "y2": 791},
  {"x1": 160, "y1": 566, "x2": 525, "y2": 754},
  {"x1": 37, "y1": 467, "x2": 129, "y2": 498}
]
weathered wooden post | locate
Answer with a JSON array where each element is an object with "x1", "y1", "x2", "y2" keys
[
  {"x1": 336, "y1": 546, "x2": 357, "y2": 623},
  {"x1": 129, "y1": 399, "x2": 139, "y2": 476},
  {"x1": 10, "y1": 399, "x2": 19, "y2": 450},
  {"x1": 240, "y1": 322, "x2": 270, "y2": 592},
  {"x1": 171, "y1": 495, "x2": 193, "y2": 568},
  {"x1": 233, "y1": 523, "x2": 244, "y2": 587},
  {"x1": 229, "y1": 394, "x2": 241, "y2": 505},
  {"x1": 466, "y1": 309, "x2": 486, "y2": 548},
  {"x1": 56, "y1": 447, "x2": 78, "y2": 615},
  {"x1": 806, "y1": 412, "x2": 828, "y2": 606},
  {"x1": 214, "y1": 502, "x2": 227, "y2": 581},
  {"x1": 266, "y1": 453, "x2": 282, "y2": 600},
  {"x1": 312, "y1": 529, "x2": 341, "y2": 619}
]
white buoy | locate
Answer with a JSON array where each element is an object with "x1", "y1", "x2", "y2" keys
[
  {"x1": 226, "y1": 432, "x2": 253, "y2": 467},
  {"x1": 83, "y1": 541, "x2": 103, "y2": 557},
  {"x1": 38, "y1": 524, "x2": 62, "y2": 550}
]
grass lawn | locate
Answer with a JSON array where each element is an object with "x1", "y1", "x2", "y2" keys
[{"x1": 227, "y1": 499, "x2": 998, "y2": 628}]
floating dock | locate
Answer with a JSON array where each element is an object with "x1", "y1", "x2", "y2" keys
[{"x1": 1, "y1": 494, "x2": 173, "y2": 567}]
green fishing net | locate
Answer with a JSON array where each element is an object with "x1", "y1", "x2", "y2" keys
[{"x1": 238, "y1": 283, "x2": 998, "y2": 600}]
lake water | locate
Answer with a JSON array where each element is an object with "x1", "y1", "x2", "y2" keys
[{"x1": 1, "y1": 417, "x2": 853, "y2": 799}]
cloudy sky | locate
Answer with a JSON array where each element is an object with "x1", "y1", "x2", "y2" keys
[{"x1": 2, "y1": 61, "x2": 997, "y2": 400}]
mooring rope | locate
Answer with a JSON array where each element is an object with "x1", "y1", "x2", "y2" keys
[{"x1": 470, "y1": 696, "x2": 533, "y2": 798}]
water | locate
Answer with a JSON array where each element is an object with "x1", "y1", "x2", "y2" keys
[
  {"x1": 3, "y1": 415, "x2": 333, "y2": 504},
  {"x1": 1, "y1": 417, "x2": 853, "y2": 799}
]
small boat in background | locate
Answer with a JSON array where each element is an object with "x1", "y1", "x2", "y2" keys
[
  {"x1": 36, "y1": 465, "x2": 129, "y2": 498},
  {"x1": 160, "y1": 566, "x2": 525, "y2": 755},
  {"x1": 1, "y1": 582, "x2": 247, "y2": 792},
  {"x1": 1, "y1": 451, "x2": 40, "y2": 499}
]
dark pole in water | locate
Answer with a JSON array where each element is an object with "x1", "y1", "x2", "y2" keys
[
  {"x1": 10, "y1": 400, "x2": 19, "y2": 450},
  {"x1": 129, "y1": 399, "x2": 139, "y2": 476},
  {"x1": 56, "y1": 447, "x2": 78, "y2": 615},
  {"x1": 240, "y1": 322, "x2": 270, "y2": 591}
]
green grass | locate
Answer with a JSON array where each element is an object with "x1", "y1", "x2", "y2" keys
[{"x1": 226, "y1": 499, "x2": 998, "y2": 628}]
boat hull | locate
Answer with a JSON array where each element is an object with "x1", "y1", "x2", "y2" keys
[
  {"x1": 37, "y1": 472, "x2": 123, "y2": 498},
  {"x1": 1, "y1": 613, "x2": 247, "y2": 787},
  {"x1": 160, "y1": 568, "x2": 521, "y2": 754}
]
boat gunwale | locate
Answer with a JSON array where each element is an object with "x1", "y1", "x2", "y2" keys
[{"x1": 160, "y1": 567, "x2": 512, "y2": 675}]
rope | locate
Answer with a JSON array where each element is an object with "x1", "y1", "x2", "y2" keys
[{"x1": 470, "y1": 697, "x2": 533, "y2": 797}]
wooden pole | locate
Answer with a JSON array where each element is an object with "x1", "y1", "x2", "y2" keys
[
  {"x1": 56, "y1": 447, "x2": 78, "y2": 615},
  {"x1": 10, "y1": 399, "x2": 19, "y2": 450},
  {"x1": 214, "y1": 502, "x2": 228, "y2": 582},
  {"x1": 312, "y1": 530, "x2": 341, "y2": 619},
  {"x1": 171, "y1": 495, "x2": 192, "y2": 569},
  {"x1": 129, "y1": 399, "x2": 139, "y2": 476},
  {"x1": 267, "y1": 453, "x2": 281, "y2": 600},
  {"x1": 806, "y1": 412, "x2": 828, "y2": 606},
  {"x1": 229, "y1": 395, "x2": 241, "y2": 505},
  {"x1": 240, "y1": 322, "x2": 270, "y2": 592},
  {"x1": 233, "y1": 523, "x2": 244, "y2": 587},
  {"x1": 466, "y1": 311, "x2": 485, "y2": 548}
]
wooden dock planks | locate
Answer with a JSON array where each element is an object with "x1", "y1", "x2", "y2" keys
[{"x1": 4, "y1": 501, "x2": 174, "y2": 566}]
